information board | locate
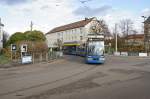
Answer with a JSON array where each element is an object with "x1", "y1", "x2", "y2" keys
[{"x1": 22, "y1": 56, "x2": 32, "y2": 64}]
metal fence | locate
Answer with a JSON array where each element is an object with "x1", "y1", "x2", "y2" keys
[{"x1": 48, "y1": 51, "x2": 63, "y2": 60}]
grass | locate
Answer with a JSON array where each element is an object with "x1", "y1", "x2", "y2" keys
[{"x1": 0, "y1": 55, "x2": 10, "y2": 65}]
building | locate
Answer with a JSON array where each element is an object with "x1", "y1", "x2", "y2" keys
[
  {"x1": 144, "y1": 16, "x2": 150, "y2": 52},
  {"x1": 125, "y1": 34, "x2": 144, "y2": 46},
  {"x1": 46, "y1": 17, "x2": 103, "y2": 50},
  {"x1": 0, "y1": 18, "x2": 4, "y2": 50}
]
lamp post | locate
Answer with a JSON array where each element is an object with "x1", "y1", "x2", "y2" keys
[{"x1": 141, "y1": 16, "x2": 147, "y2": 53}]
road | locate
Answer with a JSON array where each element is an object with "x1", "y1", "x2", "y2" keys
[{"x1": 0, "y1": 55, "x2": 150, "y2": 99}]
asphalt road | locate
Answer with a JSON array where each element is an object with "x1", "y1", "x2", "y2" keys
[{"x1": 0, "y1": 55, "x2": 150, "y2": 99}]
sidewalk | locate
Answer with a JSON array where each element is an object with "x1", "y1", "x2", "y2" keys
[{"x1": 0, "y1": 58, "x2": 63, "y2": 69}]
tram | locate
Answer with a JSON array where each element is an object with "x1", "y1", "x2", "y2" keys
[{"x1": 85, "y1": 34, "x2": 105, "y2": 64}]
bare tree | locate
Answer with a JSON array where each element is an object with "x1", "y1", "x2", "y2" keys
[
  {"x1": 54, "y1": 39, "x2": 63, "y2": 51},
  {"x1": 98, "y1": 20, "x2": 110, "y2": 36},
  {"x1": 119, "y1": 19, "x2": 133, "y2": 37},
  {"x1": 131, "y1": 30, "x2": 138, "y2": 46},
  {"x1": 3, "y1": 31, "x2": 9, "y2": 48}
]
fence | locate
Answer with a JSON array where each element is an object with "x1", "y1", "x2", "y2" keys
[
  {"x1": 11, "y1": 50, "x2": 63, "y2": 64},
  {"x1": 128, "y1": 52, "x2": 139, "y2": 56},
  {"x1": 114, "y1": 51, "x2": 149, "y2": 57},
  {"x1": 48, "y1": 51, "x2": 63, "y2": 60}
]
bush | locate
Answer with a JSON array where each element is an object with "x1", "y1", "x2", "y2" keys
[
  {"x1": 1, "y1": 48, "x2": 11, "y2": 58},
  {"x1": 0, "y1": 54, "x2": 10, "y2": 64}
]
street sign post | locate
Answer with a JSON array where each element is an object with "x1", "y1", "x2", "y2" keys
[
  {"x1": 11, "y1": 44, "x2": 17, "y2": 51},
  {"x1": 11, "y1": 44, "x2": 17, "y2": 60},
  {"x1": 20, "y1": 44, "x2": 32, "y2": 64},
  {"x1": 21, "y1": 44, "x2": 27, "y2": 52}
]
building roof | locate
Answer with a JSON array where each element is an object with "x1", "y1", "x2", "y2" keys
[
  {"x1": 46, "y1": 18, "x2": 94, "y2": 35},
  {"x1": 126, "y1": 34, "x2": 144, "y2": 39},
  {"x1": 144, "y1": 16, "x2": 150, "y2": 23}
]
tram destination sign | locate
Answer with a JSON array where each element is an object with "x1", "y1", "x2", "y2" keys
[{"x1": 87, "y1": 34, "x2": 104, "y2": 38}]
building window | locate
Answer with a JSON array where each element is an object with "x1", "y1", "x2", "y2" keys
[
  {"x1": 80, "y1": 36, "x2": 82, "y2": 40},
  {"x1": 66, "y1": 32, "x2": 67, "y2": 40},
  {"x1": 74, "y1": 28, "x2": 77, "y2": 33}
]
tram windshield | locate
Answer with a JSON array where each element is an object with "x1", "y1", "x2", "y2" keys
[{"x1": 87, "y1": 41, "x2": 104, "y2": 56}]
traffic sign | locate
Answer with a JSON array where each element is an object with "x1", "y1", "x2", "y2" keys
[
  {"x1": 21, "y1": 44, "x2": 27, "y2": 52},
  {"x1": 11, "y1": 44, "x2": 17, "y2": 51}
]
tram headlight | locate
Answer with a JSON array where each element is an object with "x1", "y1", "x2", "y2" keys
[{"x1": 99, "y1": 57, "x2": 105, "y2": 61}]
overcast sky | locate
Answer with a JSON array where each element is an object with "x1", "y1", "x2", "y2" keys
[{"x1": 0, "y1": 0, "x2": 150, "y2": 35}]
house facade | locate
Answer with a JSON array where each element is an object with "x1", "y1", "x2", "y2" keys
[
  {"x1": 144, "y1": 16, "x2": 150, "y2": 52},
  {"x1": 46, "y1": 17, "x2": 102, "y2": 49},
  {"x1": 125, "y1": 34, "x2": 144, "y2": 46}
]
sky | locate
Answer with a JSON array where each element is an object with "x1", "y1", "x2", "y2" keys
[{"x1": 0, "y1": 0, "x2": 150, "y2": 35}]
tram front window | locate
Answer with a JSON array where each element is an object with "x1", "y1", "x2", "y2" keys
[{"x1": 87, "y1": 42, "x2": 104, "y2": 56}]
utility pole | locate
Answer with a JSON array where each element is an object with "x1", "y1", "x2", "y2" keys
[
  {"x1": 141, "y1": 16, "x2": 147, "y2": 53},
  {"x1": 30, "y1": 21, "x2": 33, "y2": 32},
  {"x1": 0, "y1": 18, "x2": 3, "y2": 36},
  {"x1": 115, "y1": 23, "x2": 118, "y2": 53},
  {"x1": 0, "y1": 18, "x2": 2, "y2": 38},
  {"x1": 0, "y1": 18, "x2": 4, "y2": 49}
]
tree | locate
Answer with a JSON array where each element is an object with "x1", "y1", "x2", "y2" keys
[
  {"x1": 130, "y1": 30, "x2": 138, "y2": 46},
  {"x1": 7, "y1": 32, "x2": 25, "y2": 45},
  {"x1": 119, "y1": 19, "x2": 133, "y2": 37},
  {"x1": 2, "y1": 31, "x2": 9, "y2": 48},
  {"x1": 24, "y1": 30, "x2": 46, "y2": 41},
  {"x1": 54, "y1": 39, "x2": 63, "y2": 51},
  {"x1": 98, "y1": 20, "x2": 110, "y2": 35},
  {"x1": 116, "y1": 19, "x2": 134, "y2": 51},
  {"x1": 6, "y1": 30, "x2": 46, "y2": 46},
  {"x1": 16, "y1": 41, "x2": 48, "y2": 53}
]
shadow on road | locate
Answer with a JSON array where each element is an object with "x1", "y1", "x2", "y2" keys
[
  {"x1": 64, "y1": 55, "x2": 85, "y2": 64},
  {"x1": 64, "y1": 55, "x2": 105, "y2": 66}
]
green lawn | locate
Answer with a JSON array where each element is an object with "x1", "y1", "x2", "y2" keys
[{"x1": 0, "y1": 55, "x2": 10, "y2": 65}]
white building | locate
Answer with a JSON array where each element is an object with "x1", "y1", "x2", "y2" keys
[
  {"x1": 0, "y1": 18, "x2": 4, "y2": 50},
  {"x1": 46, "y1": 17, "x2": 102, "y2": 49}
]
